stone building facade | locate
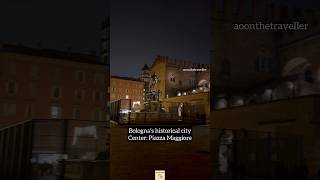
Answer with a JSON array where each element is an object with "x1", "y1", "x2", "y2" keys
[
  {"x1": 150, "y1": 55, "x2": 210, "y2": 100},
  {"x1": 0, "y1": 44, "x2": 109, "y2": 127},
  {"x1": 212, "y1": 0, "x2": 320, "y2": 109},
  {"x1": 211, "y1": 0, "x2": 320, "y2": 178},
  {"x1": 110, "y1": 76, "x2": 144, "y2": 111}
]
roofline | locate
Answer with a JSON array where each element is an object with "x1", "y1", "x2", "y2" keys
[
  {"x1": 111, "y1": 75, "x2": 144, "y2": 82},
  {"x1": 0, "y1": 44, "x2": 105, "y2": 66}
]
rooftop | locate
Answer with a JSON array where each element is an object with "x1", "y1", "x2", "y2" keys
[
  {"x1": 0, "y1": 44, "x2": 105, "y2": 65},
  {"x1": 111, "y1": 75, "x2": 143, "y2": 82}
]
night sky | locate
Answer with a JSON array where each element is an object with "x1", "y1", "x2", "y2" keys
[
  {"x1": 2, "y1": 0, "x2": 316, "y2": 78},
  {"x1": 110, "y1": 0, "x2": 212, "y2": 77},
  {"x1": 0, "y1": 0, "x2": 108, "y2": 54}
]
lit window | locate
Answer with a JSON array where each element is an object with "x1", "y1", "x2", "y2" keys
[
  {"x1": 133, "y1": 101, "x2": 141, "y2": 108},
  {"x1": 50, "y1": 106, "x2": 61, "y2": 119}
]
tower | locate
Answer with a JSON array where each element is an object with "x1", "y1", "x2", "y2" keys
[{"x1": 140, "y1": 64, "x2": 151, "y2": 83}]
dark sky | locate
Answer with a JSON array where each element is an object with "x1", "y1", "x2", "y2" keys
[
  {"x1": 110, "y1": 0, "x2": 212, "y2": 78},
  {"x1": 0, "y1": 0, "x2": 108, "y2": 54}
]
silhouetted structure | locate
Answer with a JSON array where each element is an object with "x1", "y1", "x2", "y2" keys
[{"x1": 211, "y1": 0, "x2": 320, "y2": 179}]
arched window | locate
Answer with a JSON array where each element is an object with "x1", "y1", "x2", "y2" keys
[
  {"x1": 305, "y1": 70, "x2": 314, "y2": 83},
  {"x1": 232, "y1": 0, "x2": 240, "y2": 15},
  {"x1": 256, "y1": 49, "x2": 272, "y2": 73},
  {"x1": 244, "y1": 0, "x2": 253, "y2": 17}
]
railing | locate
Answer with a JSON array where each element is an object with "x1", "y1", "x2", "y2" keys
[
  {"x1": 127, "y1": 112, "x2": 206, "y2": 125},
  {"x1": 211, "y1": 128, "x2": 303, "y2": 180},
  {"x1": 110, "y1": 99, "x2": 207, "y2": 125},
  {"x1": 31, "y1": 119, "x2": 109, "y2": 180},
  {"x1": 0, "y1": 120, "x2": 34, "y2": 180},
  {"x1": 0, "y1": 119, "x2": 109, "y2": 180}
]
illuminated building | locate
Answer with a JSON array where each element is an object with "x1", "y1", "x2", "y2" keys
[
  {"x1": 150, "y1": 56, "x2": 210, "y2": 100},
  {"x1": 148, "y1": 56, "x2": 210, "y2": 123},
  {"x1": 110, "y1": 76, "x2": 144, "y2": 111}
]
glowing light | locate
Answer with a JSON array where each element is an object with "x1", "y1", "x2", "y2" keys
[
  {"x1": 120, "y1": 109, "x2": 131, "y2": 114},
  {"x1": 133, "y1": 101, "x2": 141, "y2": 106}
]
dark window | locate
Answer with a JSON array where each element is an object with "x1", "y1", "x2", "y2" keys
[
  {"x1": 76, "y1": 90, "x2": 84, "y2": 100},
  {"x1": 53, "y1": 87, "x2": 60, "y2": 98},
  {"x1": 95, "y1": 91, "x2": 101, "y2": 101},
  {"x1": 256, "y1": 0, "x2": 267, "y2": 18},
  {"x1": 76, "y1": 71, "x2": 85, "y2": 82},
  {"x1": 305, "y1": 70, "x2": 314, "y2": 83},
  {"x1": 221, "y1": 59, "x2": 231, "y2": 76},
  {"x1": 256, "y1": 56, "x2": 272, "y2": 73},
  {"x1": 8, "y1": 82, "x2": 16, "y2": 94},
  {"x1": 244, "y1": 0, "x2": 253, "y2": 17},
  {"x1": 217, "y1": 0, "x2": 225, "y2": 12},
  {"x1": 233, "y1": 0, "x2": 240, "y2": 14},
  {"x1": 280, "y1": 5, "x2": 289, "y2": 21}
]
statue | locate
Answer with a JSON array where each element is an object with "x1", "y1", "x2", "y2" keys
[{"x1": 144, "y1": 72, "x2": 161, "y2": 112}]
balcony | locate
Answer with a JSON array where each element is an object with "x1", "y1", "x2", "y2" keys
[{"x1": 211, "y1": 95, "x2": 320, "y2": 130}]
